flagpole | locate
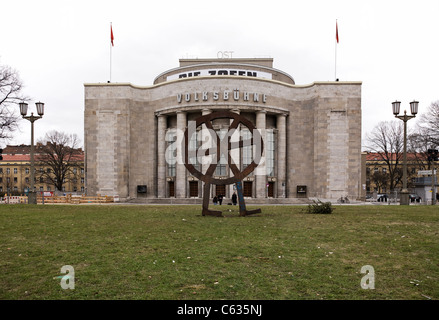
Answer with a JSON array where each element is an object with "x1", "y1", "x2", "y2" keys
[
  {"x1": 110, "y1": 22, "x2": 112, "y2": 83},
  {"x1": 335, "y1": 39, "x2": 337, "y2": 80},
  {"x1": 335, "y1": 19, "x2": 338, "y2": 81}
]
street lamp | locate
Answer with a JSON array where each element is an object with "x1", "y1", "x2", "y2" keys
[
  {"x1": 19, "y1": 102, "x2": 44, "y2": 204},
  {"x1": 392, "y1": 100, "x2": 418, "y2": 205}
]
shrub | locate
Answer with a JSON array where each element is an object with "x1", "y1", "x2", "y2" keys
[{"x1": 305, "y1": 200, "x2": 334, "y2": 214}]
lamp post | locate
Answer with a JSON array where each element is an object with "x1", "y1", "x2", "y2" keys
[
  {"x1": 392, "y1": 100, "x2": 418, "y2": 205},
  {"x1": 19, "y1": 102, "x2": 44, "y2": 204}
]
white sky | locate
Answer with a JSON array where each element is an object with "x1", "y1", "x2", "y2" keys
[{"x1": 1, "y1": 0, "x2": 438, "y2": 150}]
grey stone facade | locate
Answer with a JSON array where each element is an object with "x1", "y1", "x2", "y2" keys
[{"x1": 84, "y1": 58, "x2": 362, "y2": 202}]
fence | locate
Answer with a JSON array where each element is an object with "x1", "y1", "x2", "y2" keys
[
  {"x1": 1, "y1": 194, "x2": 119, "y2": 204},
  {"x1": 38, "y1": 194, "x2": 118, "y2": 204},
  {"x1": 0, "y1": 196, "x2": 24, "y2": 204}
]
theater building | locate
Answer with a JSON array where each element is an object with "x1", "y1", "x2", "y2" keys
[{"x1": 84, "y1": 57, "x2": 362, "y2": 202}]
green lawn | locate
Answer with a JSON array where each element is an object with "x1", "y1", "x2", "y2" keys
[{"x1": 0, "y1": 204, "x2": 438, "y2": 300}]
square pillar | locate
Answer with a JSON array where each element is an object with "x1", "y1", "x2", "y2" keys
[
  {"x1": 176, "y1": 111, "x2": 187, "y2": 198},
  {"x1": 277, "y1": 113, "x2": 287, "y2": 198},
  {"x1": 255, "y1": 110, "x2": 267, "y2": 198},
  {"x1": 157, "y1": 114, "x2": 167, "y2": 198}
]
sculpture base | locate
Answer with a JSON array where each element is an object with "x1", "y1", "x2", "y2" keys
[
  {"x1": 240, "y1": 208, "x2": 262, "y2": 217},
  {"x1": 28, "y1": 191, "x2": 37, "y2": 205},
  {"x1": 202, "y1": 209, "x2": 223, "y2": 217},
  {"x1": 400, "y1": 190, "x2": 409, "y2": 205}
]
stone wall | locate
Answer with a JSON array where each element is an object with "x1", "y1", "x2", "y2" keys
[{"x1": 84, "y1": 75, "x2": 361, "y2": 201}]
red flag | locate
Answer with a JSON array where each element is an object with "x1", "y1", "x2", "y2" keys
[
  {"x1": 111, "y1": 25, "x2": 114, "y2": 46},
  {"x1": 336, "y1": 21, "x2": 339, "y2": 43}
]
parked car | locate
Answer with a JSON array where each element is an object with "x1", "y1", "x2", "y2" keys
[
  {"x1": 377, "y1": 194, "x2": 388, "y2": 202},
  {"x1": 409, "y1": 194, "x2": 421, "y2": 203}
]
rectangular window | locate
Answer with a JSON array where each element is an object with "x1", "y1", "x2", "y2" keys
[
  {"x1": 166, "y1": 129, "x2": 177, "y2": 177},
  {"x1": 215, "y1": 129, "x2": 227, "y2": 176},
  {"x1": 188, "y1": 129, "x2": 200, "y2": 172},
  {"x1": 266, "y1": 130, "x2": 275, "y2": 177},
  {"x1": 241, "y1": 129, "x2": 253, "y2": 175}
]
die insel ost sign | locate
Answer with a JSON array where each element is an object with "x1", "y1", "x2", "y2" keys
[{"x1": 84, "y1": 56, "x2": 363, "y2": 204}]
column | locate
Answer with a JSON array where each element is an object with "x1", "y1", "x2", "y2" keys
[
  {"x1": 201, "y1": 109, "x2": 212, "y2": 198},
  {"x1": 255, "y1": 110, "x2": 266, "y2": 198},
  {"x1": 277, "y1": 113, "x2": 287, "y2": 198},
  {"x1": 157, "y1": 114, "x2": 167, "y2": 198},
  {"x1": 230, "y1": 109, "x2": 240, "y2": 197},
  {"x1": 176, "y1": 111, "x2": 187, "y2": 198}
]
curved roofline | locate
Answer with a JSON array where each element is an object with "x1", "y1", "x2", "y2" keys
[
  {"x1": 153, "y1": 62, "x2": 295, "y2": 84},
  {"x1": 85, "y1": 77, "x2": 361, "y2": 90}
]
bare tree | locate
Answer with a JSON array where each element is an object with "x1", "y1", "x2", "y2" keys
[
  {"x1": 407, "y1": 132, "x2": 431, "y2": 170},
  {"x1": 36, "y1": 131, "x2": 83, "y2": 192},
  {"x1": 0, "y1": 64, "x2": 28, "y2": 142},
  {"x1": 365, "y1": 121, "x2": 405, "y2": 191},
  {"x1": 369, "y1": 169, "x2": 390, "y2": 193},
  {"x1": 416, "y1": 100, "x2": 439, "y2": 148}
]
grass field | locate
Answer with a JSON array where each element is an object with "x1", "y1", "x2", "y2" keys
[{"x1": 0, "y1": 204, "x2": 438, "y2": 300}]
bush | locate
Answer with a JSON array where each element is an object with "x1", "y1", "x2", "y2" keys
[{"x1": 305, "y1": 200, "x2": 334, "y2": 214}]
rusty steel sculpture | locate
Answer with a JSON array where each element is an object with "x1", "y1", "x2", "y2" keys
[{"x1": 183, "y1": 110, "x2": 263, "y2": 217}]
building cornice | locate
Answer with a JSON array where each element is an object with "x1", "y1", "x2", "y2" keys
[{"x1": 84, "y1": 78, "x2": 362, "y2": 90}]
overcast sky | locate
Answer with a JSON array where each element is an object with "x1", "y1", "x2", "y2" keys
[{"x1": 1, "y1": 0, "x2": 438, "y2": 149}]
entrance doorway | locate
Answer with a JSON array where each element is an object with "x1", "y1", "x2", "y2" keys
[
  {"x1": 243, "y1": 181, "x2": 252, "y2": 197},
  {"x1": 268, "y1": 182, "x2": 275, "y2": 197},
  {"x1": 189, "y1": 181, "x2": 198, "y2": 197},
  {"x1": 168, "y1": 181, "x2": 175, "y2": 197},
  {"x1": 215, "y1": 185, "x2": 226, "y2": 197}
]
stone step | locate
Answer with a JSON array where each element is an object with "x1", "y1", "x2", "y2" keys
[{"x1": 127, "y1": 197, "x2": 312, "y2": 205}]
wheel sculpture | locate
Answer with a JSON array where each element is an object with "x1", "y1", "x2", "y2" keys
[{"x1": 183, "y1": 110, "x2": 263, "y2": 216}]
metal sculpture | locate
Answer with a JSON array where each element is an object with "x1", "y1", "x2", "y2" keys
[{"x1": 183, "y1": 110, "x2": 263, "y2": 216}]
